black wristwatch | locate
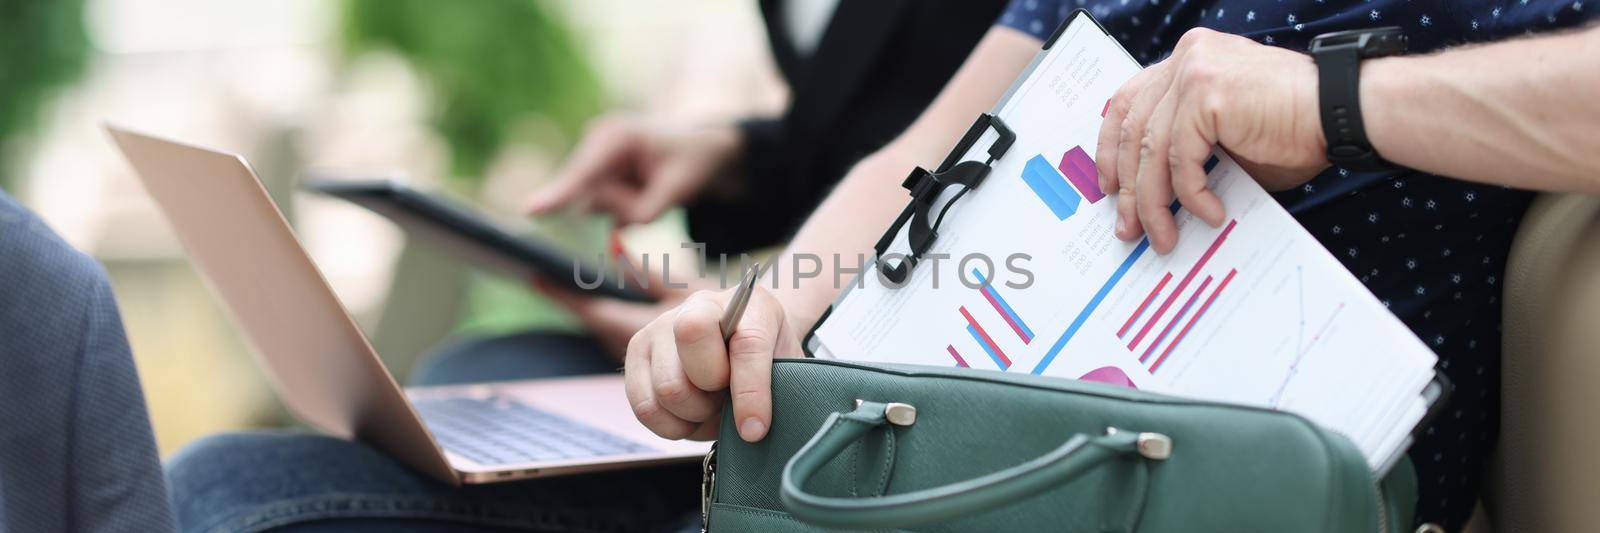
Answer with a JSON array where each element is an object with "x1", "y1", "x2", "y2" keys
[{"x1": 1309, "y1": 27, "x2": 1407, "y2": 171}]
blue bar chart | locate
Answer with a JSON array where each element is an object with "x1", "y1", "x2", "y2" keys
[{"x1": 1021, "y1": 155, "x2": 1082, "y2": 221}]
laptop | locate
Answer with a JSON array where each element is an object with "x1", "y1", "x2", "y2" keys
[{"x1": 107, "y1": 126, "x2": 710, "y2": 484}]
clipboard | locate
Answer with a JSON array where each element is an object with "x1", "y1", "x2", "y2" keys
[
  {"x1": 803, "y1": 9, "x2": 1125, "y2": 359},
  {"x1": 799, "y1": 9, "x2": 1449, "y2": 473}
]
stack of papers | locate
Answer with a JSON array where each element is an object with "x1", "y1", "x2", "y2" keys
[{"x1": 808, "y1": 16, "x2": 1438, "y2": 471}]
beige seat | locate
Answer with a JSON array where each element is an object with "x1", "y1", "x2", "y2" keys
[{"x1": 1471, "y1": 193, "x2": 1600, "y2": 532}]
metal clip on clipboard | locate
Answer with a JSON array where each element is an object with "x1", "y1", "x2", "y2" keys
[{"x1": 875, "y1": 113, "x2": 1016, "y2": 284}]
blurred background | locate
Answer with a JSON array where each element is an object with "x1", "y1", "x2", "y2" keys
[{"x1": 2, "y1": 0, "x2": 785, "y2": 455}]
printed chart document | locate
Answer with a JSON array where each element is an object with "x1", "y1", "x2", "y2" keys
[{"x1": 808, "y1": 14, "x2": 1438, "y2": 470}]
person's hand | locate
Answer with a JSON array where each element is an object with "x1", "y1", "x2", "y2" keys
[
  {"x1": 1097, "y1": 28, "x2": 1329, "y2": 254},
  {"x1": 624, "y1": 284, "x2": 801, "y2": 442},
  {"x1": 537, "y1": 280, "x2": 689, "y2": 363},
  {"x1": 523, "y1": 115, "x2": 743, "y2": 225},
  {"x1": 536, "y1": 249, "x2": 715, "y2": 360}
]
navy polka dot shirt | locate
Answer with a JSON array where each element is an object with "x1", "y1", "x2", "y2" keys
[{"x1": 999, "y1": 0, "x2": 1595, "y2": 529}]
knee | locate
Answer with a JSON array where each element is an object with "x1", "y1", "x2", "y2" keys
[
  {"x1": 166, "y1": 431, "x2": 362, "y2": 494},
  {"x1": 165, "y1": 431, "x2": 444, "y2": 531},
  {"x1": 165, "y1": 432, "x2": 285, "y2": 503},
  {"x1": 166, "y1": 432, "x2": 356, "y2": 531}
]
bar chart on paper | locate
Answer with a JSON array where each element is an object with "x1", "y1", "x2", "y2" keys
[
  {"x1": 973, "y1": 269, "x2": 1034, "y2": 344},
  {"x1": 948, "y1": 269, "x2": 1038, "y2": 371},
  {"x1": 1021, "y1": 155, "x2": 1082, "y2": 220},
  {"x1": 960, "y1": 306, "x2": 1012, "y2": 370},
  {"x1": 1020, "y1": 148, "x2": 1106, "y2": 221},
  {"x1": 1058, "y1": 146, "x2": 1104, "y2": 204},
  {"x1": 1121, "y1": 219, "x2": 1240, "y2": 374}
]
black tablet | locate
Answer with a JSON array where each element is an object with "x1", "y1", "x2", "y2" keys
[{"x1": 302, "y1": 177, "x2": 655, "y2": 303}]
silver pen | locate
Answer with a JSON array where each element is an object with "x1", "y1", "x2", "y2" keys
[{"x1": 720, "y1": 263, "x2": 761, "y2": 342}]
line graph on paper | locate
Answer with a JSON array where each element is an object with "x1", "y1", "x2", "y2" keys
[{"x1": 1268, "y1": 266, "x2": 1348, "y2": 407}]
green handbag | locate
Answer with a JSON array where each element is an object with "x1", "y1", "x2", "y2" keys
[{"x1": 702, "y1": 358, "x2": 1417, "y2": 532}]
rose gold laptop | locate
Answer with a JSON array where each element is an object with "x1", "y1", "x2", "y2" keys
[{"x1": 107, "y1": 126, "x2": 708, "y2": 485}]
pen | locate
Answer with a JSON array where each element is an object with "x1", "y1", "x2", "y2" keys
[{"x1": 720, "y1": 263, "x2": 760, "y2": 342}]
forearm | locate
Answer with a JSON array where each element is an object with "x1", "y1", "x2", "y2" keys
[
  {"x1": 766, "y1": 27, "x2": 1042, "y2": 334},
  {"x1": 1361, "y1": 25, "x2": 1600, "y2": 191},
  {"x1": 765, "y1": 152, "x2": 917, "y2": 331}
]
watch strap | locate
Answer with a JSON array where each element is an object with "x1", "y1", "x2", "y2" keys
[{"x1": 1313, "y1": 45, "x2": 1390, "y2": 171}]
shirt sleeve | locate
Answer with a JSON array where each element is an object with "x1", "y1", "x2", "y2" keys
[{"x1": 996, "y1": 0, "x2": 1072, "y2": 41}]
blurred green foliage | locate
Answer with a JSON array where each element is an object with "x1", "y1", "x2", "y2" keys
[
  {"x1": 341, "y1": 0, "x2": 603, "y2": 184},
  {"x1": 340, "y1": 0, "x2": 611, "y2": 344},
  {"x1": 0, "y1": 0, "x2": 89, "y2": 190}
]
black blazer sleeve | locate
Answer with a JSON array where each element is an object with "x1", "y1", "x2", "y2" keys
[
  {"x1": 685, "y1": 117, "x2": 797, "y2": 257},
  {"x1": 686, "y1": 0, "x2": 1008, "y2": 257}
]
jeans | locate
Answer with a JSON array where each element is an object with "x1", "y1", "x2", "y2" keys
[{"x1": 166, "y1": 332, "x2": 701, "y2": 532}]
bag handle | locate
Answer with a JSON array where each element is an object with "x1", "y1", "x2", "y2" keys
[{"x1": 779, "y1": 400, "x2": 1171, "y2": 529}]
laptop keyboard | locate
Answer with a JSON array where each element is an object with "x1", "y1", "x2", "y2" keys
[{"x1": 413, "y1": 395, "x2": 654, "y2": 466}]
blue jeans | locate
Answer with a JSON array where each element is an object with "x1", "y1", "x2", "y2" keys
[{"x1": 166, "y1": 332, "x2": 701, "y2": 532}]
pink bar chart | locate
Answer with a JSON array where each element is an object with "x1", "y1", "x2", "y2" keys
[{"x1": 1058, "y1": 146, "x2": 1105, "y2": 204}]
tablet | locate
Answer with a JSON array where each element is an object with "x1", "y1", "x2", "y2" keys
[{"x1": 302, "y1": 177, "x2": 654, "y2": 303}]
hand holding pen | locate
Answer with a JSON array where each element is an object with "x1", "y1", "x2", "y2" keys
[{"x1": 623, "y1": 263, "x2": 801, "y2": 443}]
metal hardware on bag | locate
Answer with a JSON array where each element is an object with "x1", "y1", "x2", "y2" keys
[
  {"x1": 700, "y1": 443, "x2": 717, "y2": 533},
  {"x1": 885, "y1": 403, "x2": 917, "y2": 426},
  {"x1": 854, "y1": 399, "x2": 918, "y2": 426},
  {"x1": 1414, "y1": 524, "x2": 1446, "y2": 533},
  {"x1": 1136, "y1": 433, "x2": 1173, "y2": 460},
  {"x1": 1106, "y1": 427, "x2": 1174, "y2": 460}
]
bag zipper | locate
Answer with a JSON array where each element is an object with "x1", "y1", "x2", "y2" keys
[
  {"x1": 700, "y1": 443, "x2": 717, "y2": 533},
  {"x1": 1375, "y1": 482, "x2": 1390, "y2": 533}
]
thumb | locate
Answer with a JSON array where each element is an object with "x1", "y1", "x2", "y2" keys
[{"x1": 726, "y1": 289, "x2": 782, "y2": 442}]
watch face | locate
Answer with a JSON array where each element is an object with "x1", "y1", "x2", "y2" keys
[
  {"x1": 1312, "y1": 27, "x2": 1407, "y2": 56},
  {"x1": 1362, "y1": 30, "x2": 1408, "y2": 56}
]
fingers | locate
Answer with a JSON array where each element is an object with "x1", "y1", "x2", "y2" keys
[
  {"x1": 1107, "y1": 64, "x2": 1174, "y2": 243},
  {"x1": 524, "y1": 117, "x2": 638, "y2": 215},
  {"x1": 671, "y1": 286, "x2": 780, "y2": 443},
  {"x1": 619, "y1": 166, "x2": 681, "y2": 225},
  {"x1": 1114, "y1": 71, "x2": 1172, "y2": 204},
  {"x1": 1113, "y1": 164, "x2": 1145, "y2": 242},
  {"x1": 649, "y1": 320, "x2": 721, "y2": 423},
  {"x1": 589, "y1": 180, "x2": 640, "y2": 221},
  {"x1": 1134, "y1": 90, "x2": 1182, "y2": 253},
  {"x1": 1168, "y1": 92, "x2": 1227, "y2": 228},
  {"x1": 724, "y1": 288, "x2": 780, "y2": 442},
  {"x1": 623, "y1": 323, "x2": 697, "y2": 439},
  {"x1": 674, "y1": 294, "x2": 730, "y2": 391},
  {"x1": 1096, "y1": 67, "x2": 1153, "y2": 196},
  {"x1": 1102, "y1": 28, "x2": 1232, "y2": 251},
  {"x1": 623, "y1": 284, "x2": 785, "y2": 443},
  {"x1": 1161, "y1": 30, "x2": 1227, "y2": 228}
]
